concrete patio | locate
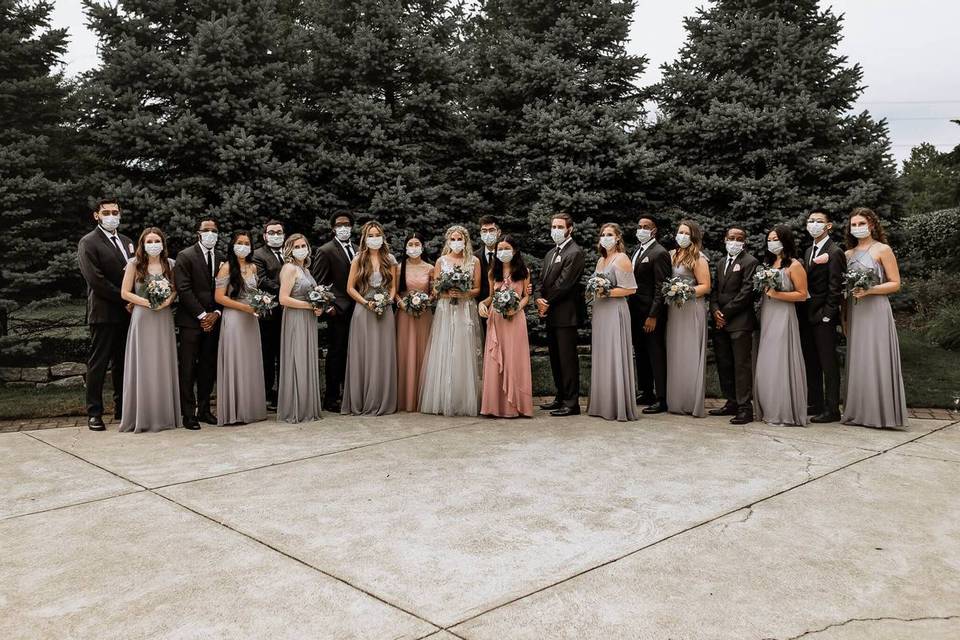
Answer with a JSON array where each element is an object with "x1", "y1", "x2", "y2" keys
[{"x1": 2, "y1": 409, "x2": 958, "y2": 639}]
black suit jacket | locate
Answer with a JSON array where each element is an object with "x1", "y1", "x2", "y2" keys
[
  {"x1": 801, "y1": 238, "x2": 845, "y2": 324},
  {"x1": 540, "y1": 239, "x2": 586, "y2": 328},
  {"x1": 311, "y1": 238, "x2": 355, "y2": 315},
  {"x1": 252, "y1": 246, "x2": 284, "y2": 295},
  {"x1": 710, "y1": 251, "x2": 759, "y2": 333},
  {"x1": 78, "y1": 228, "x2": 134, "y2": 325},
  {"x1": 478, "y1": 247, "x2": 495, "y2": 302},
  {"x1": 627, "y1": 240, "x2": 671, "y2": 320},
  {"x1": 174, "y1": 243, "x2": 222, "y2": 329}
]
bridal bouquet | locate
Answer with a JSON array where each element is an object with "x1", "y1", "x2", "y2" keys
[
  {"x1": 433, "y1": 265, "x2": 472, "y2": 305},
  {"x1": 365, "y1": 288, "x2": 391, "y2": 317},
  {"x1": 143, "y1": 274, "x2": 172, "y2": 309},
  {"x1": 661, "y1": 277, "x2": 695, "y2": 308},
  {"x1": 585, "y1": 272, "x2": 614, "y2": 302},
  {"x1": 492, "y1": 287, "x2": 520, "y2": 318},
  {"x1": 401, "y1": 291, "x2": 431, "y2": 317},
  {"x1": 308, "y1": 284, "x2": 335, "y2": 313},
  {"x1": 752, "y1": 267, "x2": 782, "y2": 293},
  {"x1": 843, "y1": 265, "x2": 881, "y2": 304},
  {"x1": 246, "y1": 288, "x2": 278, "y2": 317}
]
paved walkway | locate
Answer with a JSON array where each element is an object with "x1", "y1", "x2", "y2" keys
[{"x1": 2, "y1": 409, "x2": 959, "y2": 639}]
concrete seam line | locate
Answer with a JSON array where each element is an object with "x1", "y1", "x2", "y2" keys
[
  {"x1": 0, "y1": 488, "x2": 148, "y2": 523},
  {"x1": 772, "y1": 614, "x2": 960, "y2": 640}
]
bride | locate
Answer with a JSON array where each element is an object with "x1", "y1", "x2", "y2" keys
[{"x1": 419, "y1": 225, "x2": 484, "y2": 416}]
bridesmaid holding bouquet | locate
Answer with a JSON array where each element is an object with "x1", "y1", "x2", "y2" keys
[{"x1": 395, "y1": 232, "x2": 434, "y2": 412}]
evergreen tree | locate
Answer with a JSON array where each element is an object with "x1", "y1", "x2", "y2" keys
[
  {"x1": 80, "y1": 0, "x2": 318, "y2": 248},
  {"x1": 900, "y1": 131, "x2": 960, "y2": 216},
  {"x1": 652, "y1": 0, "x2": 899, "y2": 248},
  {"x1": 0, "y1": 0, "x2": 79, "y2": 309}
]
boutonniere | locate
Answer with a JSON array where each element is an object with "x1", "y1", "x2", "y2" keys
[
  {"x1": 128, "y1": 243, "x2": 135, "y2": 254},
  {"x1": 813, "y1": 254, "x2": 829, "y2": 265},
  {"x1": 732, "y1": 264, "x2": 741, "y2": 272},
  {"x1": 554, "y1": 254, "x2": 562, "y2": 264},
  {"x1": 641, "y1": 256, "x2": 650, "y2": 264}
]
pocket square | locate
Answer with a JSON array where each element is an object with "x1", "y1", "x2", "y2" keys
[
  {"x1": 813, "y1": 254, "x2": 829, "y2": 265},
  {"x1": 732, "y1": 264, "x2": 741, "y2": 272},
  {"x1": 554, "y1": 255, "x2": 562, "y2": 264},
  {"x1": 641, "y1": 256, "x2": 649, "y2": 263}
]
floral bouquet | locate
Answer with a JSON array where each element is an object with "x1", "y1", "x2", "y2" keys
[
  {"x1": 308, "y1": 284, "x2": 335, "y2": 313},
  {"x1": 585, "y1": 272, "x2": 614, "y2": 302},
  {"x1": 843, "y1": 265, "x2": 881, "y2": 304},
  {"x1": 433, "y1": 265, "x2": 472, "y2": 305},
  {"x1": 492, "y1": 287, "x2": 520, "y2": 318},
  {"x1": 246, "y1": 288, "x2": 278, "y2": 317},
  {"x1": 365, "y1": 288, "x2": 391, "y2": 317},
  {"x1": 401, "y1": 291, "x2": 431, "y2": 317},
  {"x1": 661, "y1": 276, "x2": 696, "y2": 308},
  {"x1": 143, "y1": 274, "x2": 172, "y2": 309},
  {"x1": 752, "y1": 267, "x2": 782, "y2": 293}
]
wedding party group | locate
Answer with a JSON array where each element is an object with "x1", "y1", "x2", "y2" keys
[{"x1": 77, "y1": 199, "x2": 907, "y2": 434}]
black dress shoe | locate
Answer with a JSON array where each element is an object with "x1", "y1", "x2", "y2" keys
[
  {"x1": 183, "y1": 419, "x2": 201, "y2": 430},
  {"x1": 642, "y1": 401, "x2": 667, "y2": 414},
  {"x1": 88, "y1": 416, "x2": 106, "y2": 431},
  {"x1": 730, "y1": 412, "x2": 754, "y2": 425},
  {"x1": 550, "y1": 405, "x2": 580, "y2": 416},
  {"x1": 636, "y1": 393, "x2": 656, "y2": 406},
  {"x1": 197, "y1": 412, "x2": 217, "y2": 425},
  {"x1": 810, "y1": 412, "x2": 841, "y2": 424},
  {"x1": 708, "y1": 404, "x2": 738, "y2": 417},
  {"x1": 539, "y1": 400, "x2": 563, "y2": 411}
]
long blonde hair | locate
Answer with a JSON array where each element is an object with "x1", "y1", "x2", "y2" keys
[
  {"x1": 355, "y1": 221, "x2": 393, "y2": 293},
  {"x1": 282, "y1": 233, "x2": 311, "y2": 267},
  {"x1": 673, "y1": 219, "x2": 703, "y2": 270},
  {"x1": 597, "y1": 223, "x2": 625, "y2": 258},
  {"x1": 441, "y1": 225, "x2": 475, "y2": 263}
]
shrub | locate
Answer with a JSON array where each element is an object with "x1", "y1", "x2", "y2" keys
[{"x1": 925, "y1": 304, "x2": 960, "y2": 351}]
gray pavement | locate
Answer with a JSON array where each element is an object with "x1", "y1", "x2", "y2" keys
[{"x1": 2, "y1": 410, "x2": 958, "y2": 639}]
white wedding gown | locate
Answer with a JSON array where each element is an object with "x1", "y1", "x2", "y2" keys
[{"x1": 418, "y1": 255, "x2": 483, "y2": 416}]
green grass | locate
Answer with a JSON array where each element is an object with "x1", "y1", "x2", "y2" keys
[
  {"x1": 0, "y1": 385, "x2": 115, "y2": 420},
  {"x1": 898, "y1": 329, "x2": 960, "y2": 409}
]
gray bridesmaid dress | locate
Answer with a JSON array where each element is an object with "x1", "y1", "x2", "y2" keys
[
  {"x1": 120, "y1": 259, "x2": 182, "y2": 433},
  {"x1": 342, "y1": 263, "x2": 398, "y2": 416},
  {"x1": 842, "y1": 250, "x2": 907, "y2": 428},
  {"x1": 277, "y1": 266, "x2": 322, "y2": 423},
  {"x1": 588, "y1": 262, "x2": 638, "y2": 421},
  {"x1": 216, "y1": 271, "x2": 267, "y2": 426},
  {"x1": 665, "y1": 259, "x2": 707, "y2": 417},
  {"x1": 754, "y1": 267, "x2": 808, "y2": 426}
]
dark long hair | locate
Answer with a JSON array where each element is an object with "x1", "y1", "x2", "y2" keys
[
  {"x1": 226, "y1": 230, "x2": 253, "y2": 298},
  {"x1": 491, "y1": 235, "x2": 529, "y2": 283},
  {"x1": 398, "y1": 231, "x2": 428, "y2": 292},
  {"x1": 765, "y1": 224, "x2": 798, "y2": 268}
]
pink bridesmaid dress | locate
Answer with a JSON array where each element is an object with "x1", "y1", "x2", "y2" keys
[
  {"x1": 481, "y1": 275, "x2": 534, "y2": 417},
  {"x1": 396, "y1": 266, "x2": 434, "y2": 411}
]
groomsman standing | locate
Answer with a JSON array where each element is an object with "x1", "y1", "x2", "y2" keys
[
  {"x1": 536, "y1": 213, "x2": 585, "y2": 417},
  {"x1": 627, "y1": 215, "x2": 671, "y2": 413},
  {"x1": 709, "y1": 227, "x2": 759, "y2": 424},
  {"x1": 477, "y1": 215, "x2": 500, "y2": 304},
  {"x1": 799, "y1": 210, "x2": 845, "y2": 423},
  {"x1": 174, "y1": 218, "x2": 222, "y2": 429},
  {"x1": 312, "y1": 212, "x2": 356, "y2": 413},
  {"x1": 77, "y1": 199, "x2": 133, "y2": 430},
  {"x1": 253, "y1": 219, "x2": 285, "y2": 410}
]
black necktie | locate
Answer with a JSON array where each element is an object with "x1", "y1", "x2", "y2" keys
[
  {"x1": 487, "y1": 251, "x2": 493, "y2": 264},
  {"x1": 725, "y1": 257, "x2": 733, "y2": 276},
  {"x1": 346, "y1": 244, "x2": 354, "y2": 260},
  {"x1": 206, "y1": 249, "x2": 214, "y2": 279},
  {"x1": 109, "y1": 235, "x2": 125, "y2": 261},
  {"x1": 273, "y1": 250, "x2": 281, "y2": 263}
]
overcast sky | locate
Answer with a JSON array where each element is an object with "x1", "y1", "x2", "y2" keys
[{"x1": 52, "y1": 0, "x2": 959, "y2": 166}]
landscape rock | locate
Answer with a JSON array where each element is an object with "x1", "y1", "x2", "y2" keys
[
  {"x1": 20, "y1": 367, "x2": 50, "y2": 383},
  {"x1": 47, "y1": 375, "x2": 86, "y2": 389},
  {"x1": 50, "y1": 362, "x2": 86, "y2": 377},
  {"x1": 0, "y1": 367, "x2": 21, "y2": 382}
]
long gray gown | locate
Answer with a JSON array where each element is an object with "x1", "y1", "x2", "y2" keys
[
  {"x1": 842, "y1": 250, "x2": 907, "y2": 428},
  {"x1": 120, "y1": 259, "x2": 182, "y2": 433},
  {"x1": 216, "y1": 271, "x2": 267, "y2": 426},
  {"x1": 665, "y1": 259, "x2": 707, "y2": 417},
  {"x1": 754, "y1": 267, "x2": 808, "y2": 426},
  {"x1": 277, "y1": 266, "x2": 322, "y2": 423},
  {"x1": 587, "y1": 261, "x2": 638, "y2": 421},
  {"x1": 342, "y1": 265, "x2": 398, "y2": 416}
]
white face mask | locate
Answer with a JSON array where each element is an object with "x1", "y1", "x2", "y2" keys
[
  {"x1": 480, "y1": 231, "x2": 498, "y2": 247},
  {"x1": 806, "y1": 221, "x2": 826, "y2": 238},
  {"x1": 266, "y1": 233, "x2": 284, "y2": 248},
  {"x1": 725, "y1": 240, "x2": 744, "y2": 257},
  {"x1": 99, "y1": 214, "x2": 120, "y2": 232},
  {"x1": 291, "y1": 247, "x2": 309, "y2": 261},
  {"x1": 366, "y1": 236, "x2": 384, "y2": 251},
  {"x1": 851, "y1": 225, "x2": 871, "y2": 239},
  {"x1": 496, "y1": 249, "x2": 514, "y2": 263},
  {"x1": 636, "y1": 228, "x2": 653, "y2": 243},
  {"x1": 406, "y1": 245, "x2": 422, "y2": 258},
  {"x1": 551, "y1": 228, "x2": 567, "y2": 245},
  {"x1": 675, "y1": 233, "x2": 691, "y2": 248},
  {"x1": 233, "y1": 244, "x2": 251, "y2": 258},
  {"x1": 335, "y1": 226, "x2": 351, "y2": 242},
  {"x1": 599, "y1": 236, "x2": 617, "y2": 250},
  {"x1": 449, "y1": 239, "x2": 465, "y2": 253},
  {"x1": 144, "y1": 242, "x2": 163, "y2": 256},
  {"x1": 200, "y1": 231, "x2": 218, "y2": 249},
  {"x1": 767, "y1": 240, "x2": 783, "y2": 255}
]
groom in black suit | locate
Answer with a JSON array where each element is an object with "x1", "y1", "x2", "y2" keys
[
  {"x1": 536, "y1": 213, "x2": 586, "y2": 416},
  {"x1": 253, "y1": 219, "x2": 286, "y2": 410},
  {"x1": 312, "y1": 211, "x2": 357, "y2": 412},
  {"x1": 174, "y1": 218, "x2": 222, "y2": 429},
  {"x1": 77, "y1": 198, "x2": 133, "y2": 430},
  {"x1": 799, "y1": 209, "x2": 846, "y2": 423}
]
